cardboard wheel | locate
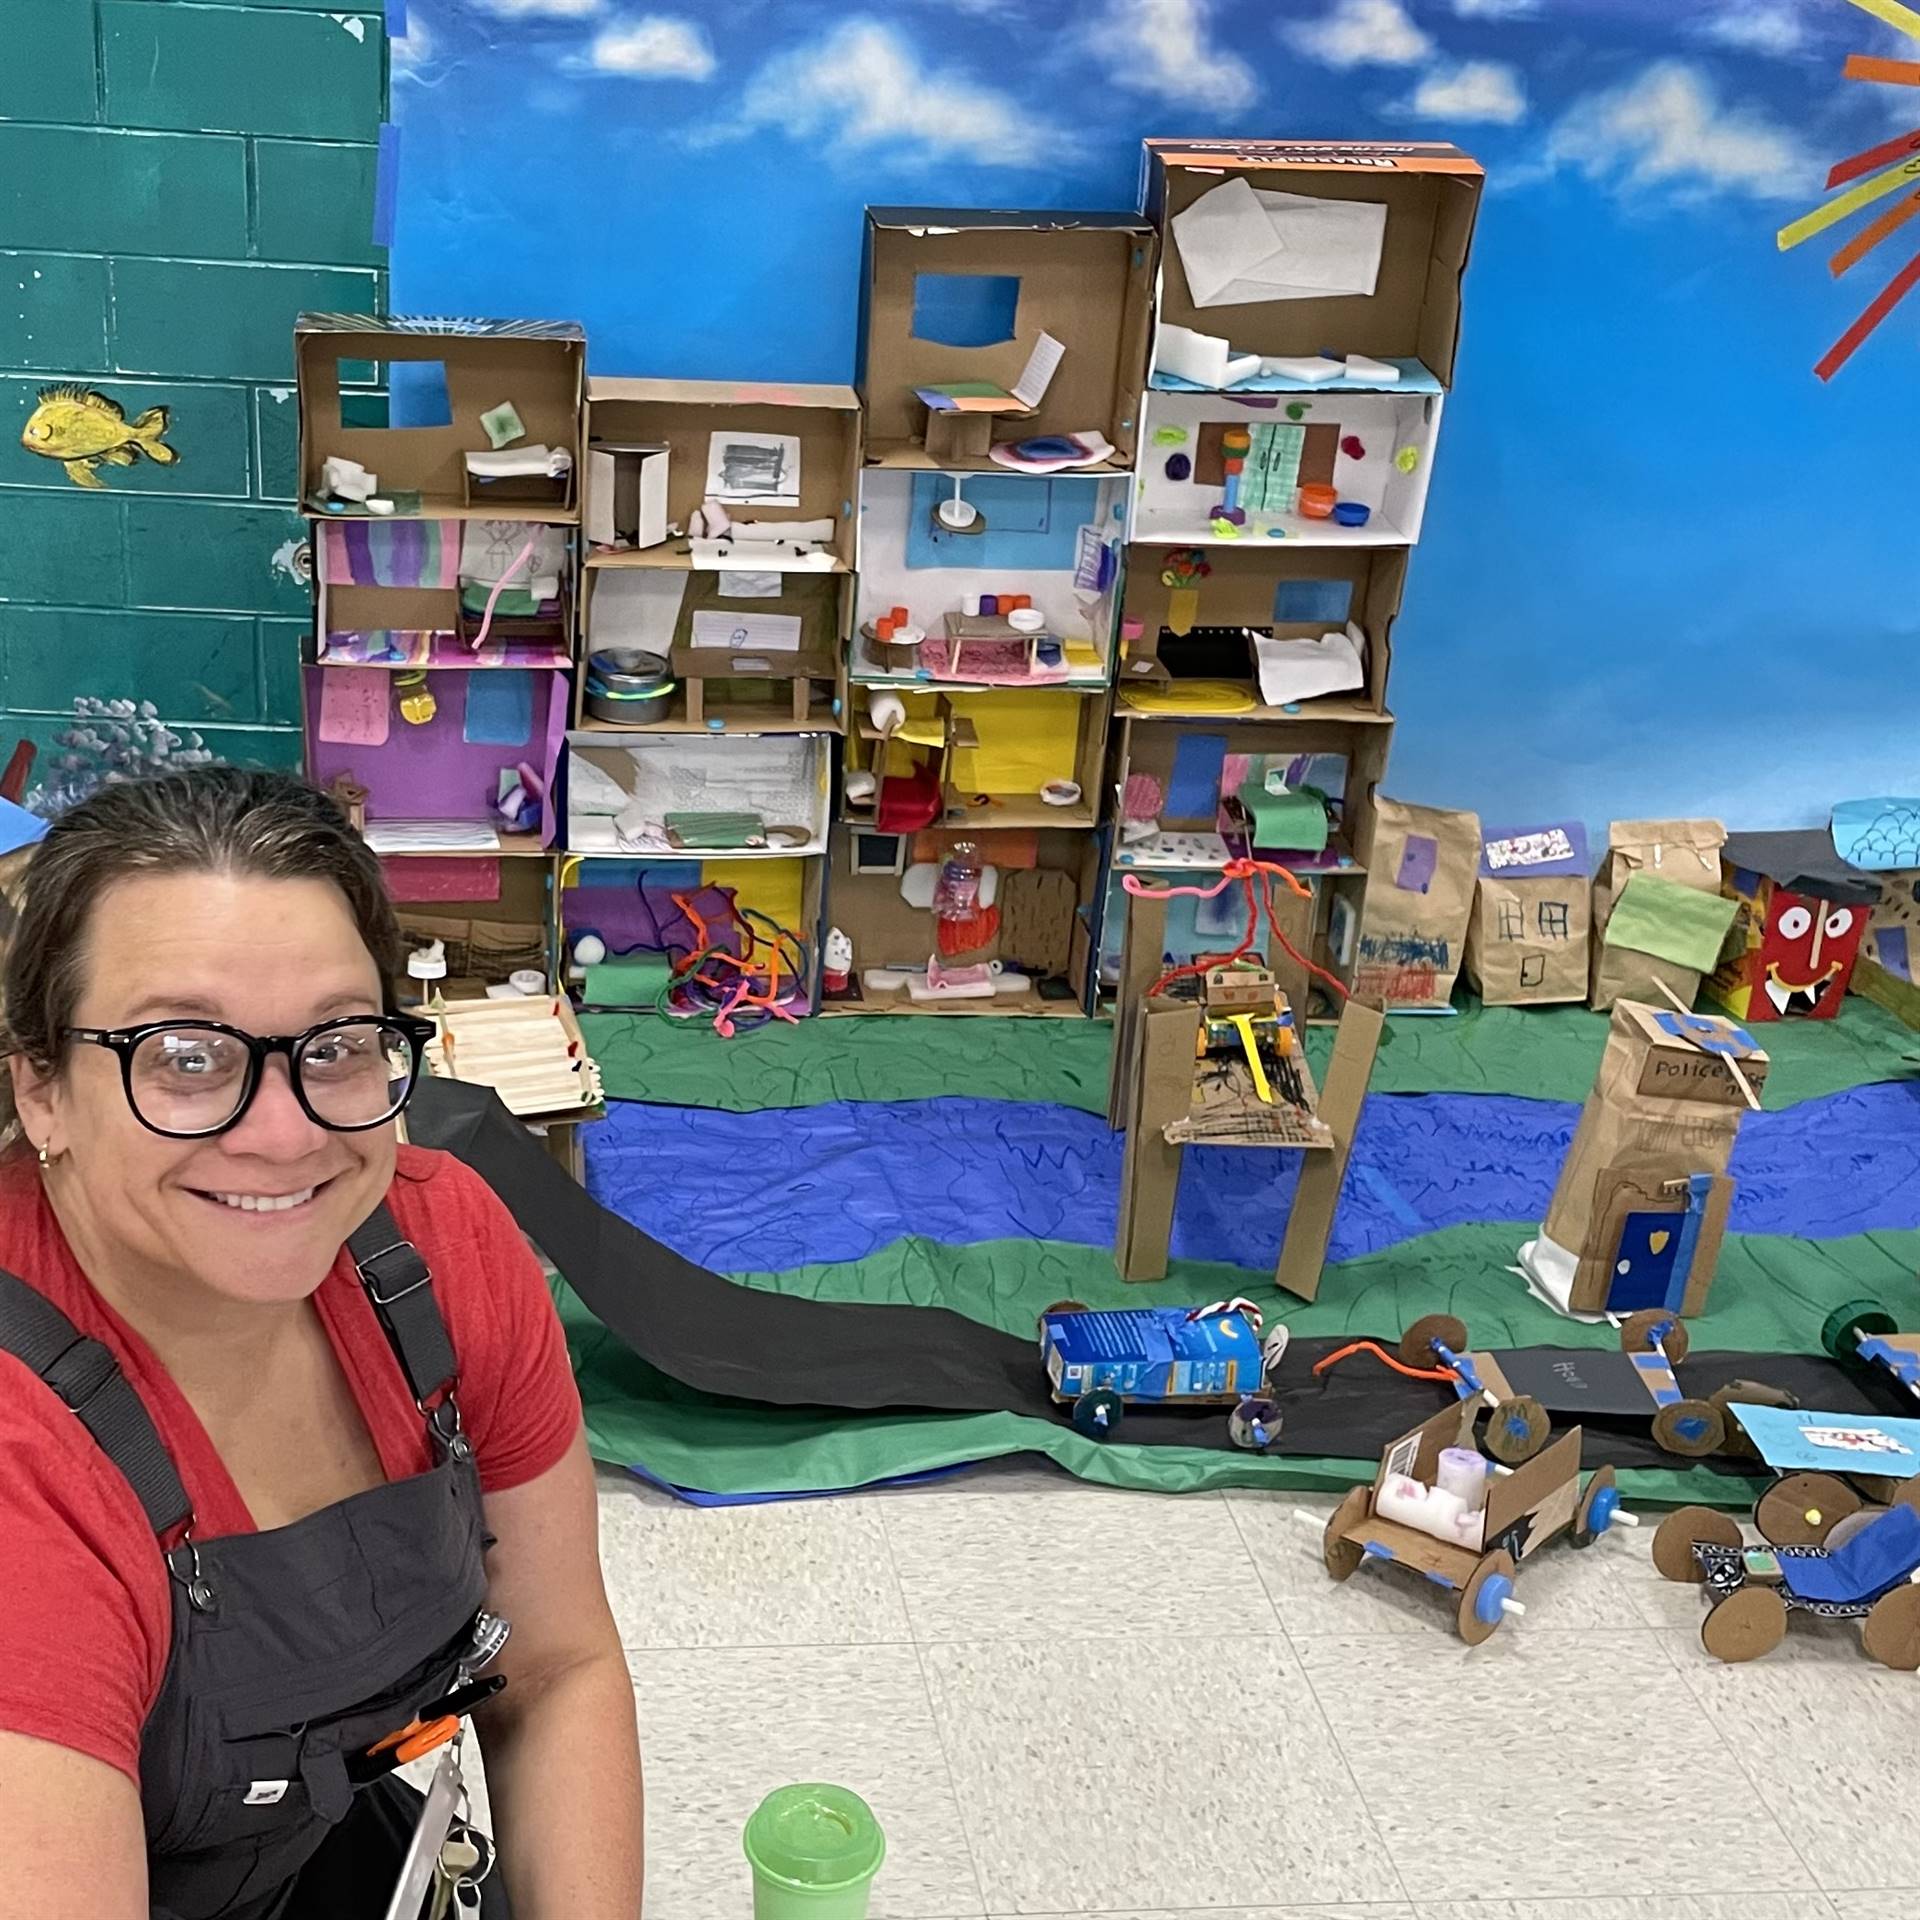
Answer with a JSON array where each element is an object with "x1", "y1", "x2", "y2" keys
[
  {"x1": 1652, "y1": 1505, "x2": 1741, "y2": 1582},
  {"x1": 1572, "y1": 1465, "x2": 1619, "y2": 1548},
  {"x1": 1071, "y1": 1388, "x2": 1124, "y2": 1441},
  {"x1": 1755, "y1": 1472, "x2": 1860, "y2": 1548},
  {"x1": 1889, "y1": 1475, "x2": 1920, "y2": 1517},
  {"x1": 1323, "y1": 1486, "x2": 1369, "y2": 1581},
  {"x1": 1400, "y1": 1313, "x2": 1468, "y2": 1369},
  {"x1": 1821, "y1": 1299, "x2": 1897, "y2": 1364},
  {"x1": 1707, "y1": 1381, "x2": 1796, "y2": 1460},
  {"x1": 1457, "y1": 1549, "x2": 1518, "y2": 1647},
  {"x1": 1620, "y1": 1309, "x2": 1687, "y2": 1362},
  {"x1": 1701, "y1": 1586, "x2": 1787, "y2": 1663},
  {"x1": 1652, "y1": 1399, "x2": 1725, "y2": 1459},
  {"x1": 1485, "y1": 1395, "x2": 1549, "y2": 1465},
  {"x1": 1863, "y1": 1584, "x2": 1920, "y2": 1671}
]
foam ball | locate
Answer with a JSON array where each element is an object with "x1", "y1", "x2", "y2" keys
[{"x1": 573, "y1": 934, "x2": 607, "y2": 967}]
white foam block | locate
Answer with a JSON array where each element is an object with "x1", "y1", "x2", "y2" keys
[
  {"x1": 1344, "y1": 353, "x2": 1401, "y2": 383},
  {"x1": 1155, "y1": 323, "x2": 1232, "y2": 388},
  {"x1": 1259, "y1": 356, "x2": 1344, "y2": 384},
  {"x1": 1222, "y1": 353, "x2": 1265, "y2": 387}
]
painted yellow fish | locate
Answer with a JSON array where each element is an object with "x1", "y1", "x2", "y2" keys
[{"x1": 20, "y1": 384, "x2": 179, "y2": 489}]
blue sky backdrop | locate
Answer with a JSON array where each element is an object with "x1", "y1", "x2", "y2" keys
[{"x1": 392, "y1": 0, "x2": 1920, "y2": 833}]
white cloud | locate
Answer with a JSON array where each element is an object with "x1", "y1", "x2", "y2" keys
[
  {"x1": 1288, "y1": 0, "x2": 1433, "y2": 69},
  {"x1": 1452, "y1": 0, "x2": 1540, "y2": 14},
  {"x1": 472, "y1": 0, "x2": 603, "y2": 16},
  {"x1": 588, "y1": 14, "x2": 715, "y2": 79},
  {"x1": 1401, "y1": 59, "x2": 1527, "y2": 125},
  {"x1": 390, "y1": 11, "x2": 437, "y2": 80},
  {"x1": 1697, "y1": 4, "x2": 1806, "y2": 55},
  {"x1": 1095, "y1": 0, "x2": 1259, "y2": 111},
  {"x1": 724, "y1": 19, "x2": 1048, "y2": 166},
  {"x1": 1548, "y1": 60, "x2": 1820, "y2": 203}
]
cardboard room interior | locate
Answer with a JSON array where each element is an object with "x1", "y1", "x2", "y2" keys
[
  {"x1": 850, "y1": 469, "x2": 1126, "y2": 688},
  {"x1": 559, "y1": 851, "x2": 827, "y2": 1016},
  {"x1": 1115, "y1": 543, "x2": 1405, "y2": 715},
  {"x1": 581, "y1": 378, "x2": 862, "y2": 571},
  {"x1": 857, "y1": 209, "x2": 1154, "y2": 471},
  {"x1": 1130, "y1": 387, "x2": 1440, "y2": 546},
  {"x1": 822, "y1": 825, "x2": 1102, "y2": 1016},
  {"x1": 844, "y1": 686, "x2": 1109, "y2": 832},
  {"x1": 578, "y1": 566, "x2": 849, "y2": 733},
  {"x1": 388, "y1": 852, "x2": 557, "y2": 1000},
  {"x1": 564, "y1": 730, "x2": 832, "y2": 858},
  {"x1": 305, "y1": 665, "x2": 571, "y2": 854},
  {"x1": 295, "y1": 316, "x2": 587, "y2": 519},
  {"x1": 1140, "y1": 139, "x2": 1484, "y2": 392}
]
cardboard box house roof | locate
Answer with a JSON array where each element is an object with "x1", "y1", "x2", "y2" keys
[
  {"x1": 1139, "y1": 139, "x2": 1484, "y2": 387},
  {"x1": 857, "y1": 207, "x2": 1156, "y2": 471},
  {"x1": 296, "y1": 314, "x2": 587, "y2": 520},
  {"x1": 1724, "y1": 829, "x2": 1883, "y2": 907}
]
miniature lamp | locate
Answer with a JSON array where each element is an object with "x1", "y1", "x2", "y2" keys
[{"x1": 934, "y1": 476, "x2": 982, "y2": 534}]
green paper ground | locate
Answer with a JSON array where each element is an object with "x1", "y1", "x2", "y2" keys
[
  {"x1": 559, "y1": 1222, "x2": 1920, "y2": 1508},
  {"x1": 582, "y1": 994, "x2": 1918, "y2": 1115}
]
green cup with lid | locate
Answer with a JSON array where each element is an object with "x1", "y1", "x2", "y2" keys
[{"x1": 743, "y1": 1783, "x2": 886, "y2": 1920}]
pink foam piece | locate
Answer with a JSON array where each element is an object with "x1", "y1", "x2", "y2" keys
[{"x1": 1123, "y1": 773, "x2": 1165, "y2": 823}]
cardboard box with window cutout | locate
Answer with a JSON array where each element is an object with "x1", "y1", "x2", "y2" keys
[
  {"x1": 858, "y1": 209, "x2": 1155, "y2": 472},
  {"x1": 295, "y1": 315, "x2": 586, "y2": 520},
  {"x1": 822, "y1": 826, "x2": 1102, "y2": 1017},
  {"x1": 1141, "y1": 139, "x2": 1484, "y2": 389},
  {"x1": 582, "y1": 378, "x2": 862, "y2": 571}
]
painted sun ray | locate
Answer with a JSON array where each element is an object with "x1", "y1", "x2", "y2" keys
[
  {"x1": 1847, "y1": 0, "x2": 1920, "y2": 44},
  {"x1": 1827, "y1": 125, "x2": 1920, "y2": 189},
  {"x1": 1831, "y1": 184, "x2": 1920, "y2": 274},
  {"x1": 1844, "y1": 53, "x2": 1920, "y2": 83},
  {"x1": 1814, "y1": 242, "x2": 1920, "y2": 380},
  {"x1": 1778, "y1": 150, "x2": 1920, "y2": 251}
]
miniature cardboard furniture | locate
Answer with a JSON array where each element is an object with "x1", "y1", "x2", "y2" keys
[
  {"x1": 295, "y1": 316, "x2": 586, "y2": 519},
  {"x1": 304, "y1": 667, "x2": 571, "y2": 856},
  {"x1": 1352, "y1": 797, "x2": 1481, "y2": 1010},
  {"x1": 821, "y1": 826, "x2": 1099, "y2": 1017},
  {"x1": 1106, "y1": 884, "x2": 1384, "y2": 1296},
  {"x1": 1102, "y1": 712, "x2": 1389, "y2": 1018},
  {"x1": 1463, "y1": 823, "x2": 1591, "y2": 1007},
  {"x1": 1320, "y1": 1404, "x2": 1623, "y2": 1645},
  {"x1": 581, "y1": 378, "x2": 861, "y2": 570},
  {"x1": 858, "y1": 208, "x2": 1154, "y2": 471},
  {"x1": 850, "y1": 470, "x2": 1126, "y2": 687},
  {"x1": 558, "y1": 851, "x2": 827, "y2": 1017},
  {"x1": 1115, "y1": 545, "x2": 1403, "y2": 716},
  {"x1": 1589, "y1": 818, "x2": 1728, "y2": 1010},
  {"x1": 1522, "y1": 1000, "x2": 1769, "y2": 1320},
  {"x1": 565, "y1": 732, "x2": 831, "y2": 858},
  {"x1": 1142, "y1": 139, "x2": 1485, "y2": 392},
  {"x1": 424, "y1": 993, "x2": 604, "y2": 1121},
  {"x1": 845, "y1": 688, "x2": 1108, "y2": 832},
  {"x1": 388, "y1": 853, "x2": 555, "y2": 999},
  {"x1": 1129, "y1": 388, "x2": 1440, "y2": 547},
  {"x1": 1706, "y1": 828, "x2": 1879, "y2": 1022}
]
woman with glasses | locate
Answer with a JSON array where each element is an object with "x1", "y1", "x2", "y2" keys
[{"x1": 0, "y1": 770, "x2": 643, "y2": 1920}]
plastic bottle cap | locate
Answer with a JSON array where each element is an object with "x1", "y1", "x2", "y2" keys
[
  {"x1": 743, "y1": 1785, "x2": 885, "y2": 1892},
  {"x1": 508, "y1": 969, "x2": 546, "y2": 996},
  {"x1": 1007, "y1": 607, "x2": 1045, "y2": 633}
]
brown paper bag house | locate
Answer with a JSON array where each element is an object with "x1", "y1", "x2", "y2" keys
[
  {"x1": 1353, "y1": 798, "x2": 1481, "y2": 1010},
  {"x1": 1463, "y1": 823, "x2": 1591, "y2": 1006},
  {"x1": 1590, "y1": 819, "x2": 1726, "y2": 1010}
]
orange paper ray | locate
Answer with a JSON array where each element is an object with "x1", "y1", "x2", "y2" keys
[
  {"x1": 1815, "y1": 242, "x2": 1920, "y2": 379},
  {"x1": 1828, "y1": 126, "x2": 1920, "y2": 188},
  {"x1": 1845, "y1": 53, "x2": 1920, "y2": 84},
  {"x1": 1832, "y1": 184, "x2": 1920, "y2": 275}
]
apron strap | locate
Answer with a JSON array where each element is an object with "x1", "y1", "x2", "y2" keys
[
  {"x1": 346, "y1": 1206, "x2": 460, "y2": 1423},
  {"x1": 0, "y1": 1269, "x2": 193, "y2": 1537}
]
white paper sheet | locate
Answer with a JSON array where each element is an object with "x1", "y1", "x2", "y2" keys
[
  {"x1": 1253, "y1": 624, "x2": 1366, "y2": 707},
  {"x1": 717, "y1": 570, "x2": 783, "y2": 598},
  {"x1": 690, "y1": 609, "x2": 803, "y2": 653},
  {"x1": 688, "y1": 539, "x2": 833, "y2": 572},
  {"x1": 1171, "y1": 176, "x2": 1387, "y2": 307},
  {"x1": 1009, "y1": 331, "x2": 1065, "y2": 410},
  {"x1": 705, "y1": 430, "x2": 801, "y2": 505},
  {"x1": 587, "y1": 569, "x2": 686, "y2": 651},
  {"x1": 364, "y1": 820, "x2": 501, "y2": 852}
]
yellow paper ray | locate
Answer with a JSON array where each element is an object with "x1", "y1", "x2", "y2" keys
[
  {"x1": 1778, "y1": 151, "x2": 1920, "y2": 250},
  {"x1": 1850, "y1": 0, "x2": 1920, "y2": 43}
]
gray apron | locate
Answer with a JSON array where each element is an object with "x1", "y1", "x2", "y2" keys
[{"x1": 0, "y1": 1207, "x2": 496, "y2": 1919}]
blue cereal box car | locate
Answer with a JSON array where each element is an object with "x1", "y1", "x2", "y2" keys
[{"x1": 1039, "y1": 1298, "x2": 1283, "y2": 1450}]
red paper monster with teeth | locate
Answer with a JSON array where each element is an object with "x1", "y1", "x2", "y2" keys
[{"x1": 1706, "y1": 829, "x2": 1879, "y2": 1022}]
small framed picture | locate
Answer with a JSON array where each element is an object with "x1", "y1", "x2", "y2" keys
[{"x1": 851, "y1": 832, "x2": 906, "y2": 877}]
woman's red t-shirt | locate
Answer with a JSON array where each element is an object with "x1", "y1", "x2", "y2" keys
[{"x1": 0, "y1": 1145, "x2": 581, "y2": 1786}]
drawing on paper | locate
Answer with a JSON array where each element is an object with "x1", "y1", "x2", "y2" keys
[{"x1": 20, "y1": 385, "x2": 179, "y2": 489}]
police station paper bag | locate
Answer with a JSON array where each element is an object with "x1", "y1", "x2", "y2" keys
[{"x1": 1354, "y1": 798, "x2": 1481, "y2": 1009}]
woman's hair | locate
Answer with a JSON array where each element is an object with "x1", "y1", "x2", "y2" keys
[{"x1": 0, "y1": 768, "x2": 402, "y2": 1143}]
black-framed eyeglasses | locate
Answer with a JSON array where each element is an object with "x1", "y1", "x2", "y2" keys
[{"x1": 62, "y1": 1015, "x2": 439, "y2": 1140}]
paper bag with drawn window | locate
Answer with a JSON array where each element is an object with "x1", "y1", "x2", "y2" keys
[
  {"x1": 1541, "y1": 999, "x2": 1759, "y2": 1259},
  {"x1": 1463, "y1": 823, "x2": 1591, "y2": 1006},
  {"x1": 1353, "y1": 798, "x2": 1481, "y2": 1009}
]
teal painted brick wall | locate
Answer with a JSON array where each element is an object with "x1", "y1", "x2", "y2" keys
[{"x1": 0, "y1": 0, "x2": 386, "y2": 785}]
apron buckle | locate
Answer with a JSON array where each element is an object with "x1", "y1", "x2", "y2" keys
[
  {"x1": 166, "y1": 1531, "x2": 217, "y2": 1613},
  {"x1": 424, "y1": 1395, "x2": 472, "y2": 1463}
]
